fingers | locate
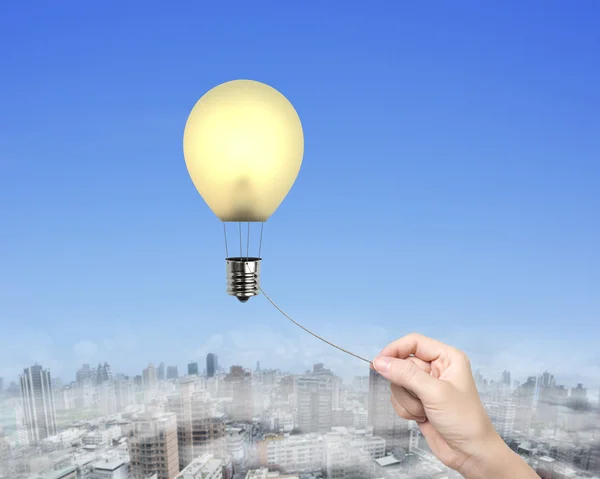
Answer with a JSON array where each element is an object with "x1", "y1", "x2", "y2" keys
[
  {"x1": 390, "y1": 393, "x2": 426, "y2": 423},
  {"x1": 373, "y1": 356, "x2": 444, "y2": 400},
  {"x1": 407, "y1": 355, "x2": 431, "y2": 374},
  {"x1": 391, "y1": 383, "x2": 426, "y2": 419},
  {"x1": 379, "y1": 332, "x2": 449, "y2": 362}
]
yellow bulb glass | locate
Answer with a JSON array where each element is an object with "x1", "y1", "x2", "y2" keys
[{"x1": 183, "y1": 79, "x2": 304, "y2": 222}]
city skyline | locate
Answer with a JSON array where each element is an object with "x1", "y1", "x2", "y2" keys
[{"x1": 1, "y1": 2, "x2": 599, "y2": 402}]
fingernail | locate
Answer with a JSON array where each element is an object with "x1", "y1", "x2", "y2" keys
[{"x1": 373, "y1": 356, "x2": 391, "y2": 373}]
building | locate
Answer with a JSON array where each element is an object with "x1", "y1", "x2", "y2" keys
[
  {"x1": 175, "y1": 454, "x2": 223, "y2": 479},
  {"x1": 128, "y1": 412, "x2": 179, "y2": 479},
  {"x1": 96, "y1": 363, "x2": 112, "y2": 384},
  {"x1": 167, "y1": 383, "x2": 226, "y2": 470},
  {"x1": 324, "y1": 427, "x2": 385, "y2": 478},
  {"x1": 158, "y1": 363, "x2": 166, "y2": 382},
  {"x1": 167, "y1": 366, "x2": 179, "y2": 380},
  {"x1": 188, "y1": 362, "x2": 199, "y2": 376},
  {"x1": 487, "y1": 398, "x2": 516, "y2": 441},
  {"x1": 245, "y1": 469, "x2": 299, "y2": 479},
  {"x1": 258, "y1": 433, "x2": 323, "y2": 473},
  {"x1": 20, "y1": 364, "x2": 57, "y2": 444},
  {"x1": 513, "y1": 376, "x2": 536, "y2": 435},
  {"x1": 91, "y1": 457, "x2": 129, "y2": 479},
  {"x1": 206, "y1": 354, "x2": 218, "y2": 378},
  {"x1": 224, "y1": 366, "x2": 253, "y2": 422},
  {"x1": 296, "y1": 375, "x2": 333, "y2": 433},
  {"x1": 368, "y1": 369, "x2": 409, "y2": 456},
  {"x1": 143, "y1": 364, "x2": 158, "y2": 391}
]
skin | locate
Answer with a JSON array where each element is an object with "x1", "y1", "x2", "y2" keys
[{"x1": 372, "y1": 333, "x2": 540, "y2": 479}]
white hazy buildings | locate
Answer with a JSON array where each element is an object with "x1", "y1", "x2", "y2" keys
[
  {"x1": 175, "y1": 453, "x2": 223, "y2": 479},
  {"x1": 258, "y1": 434, "x2": 323, "y2": 472},
  {"x1": 324, "y1": 427, "x2": 386, "y2": 478}
]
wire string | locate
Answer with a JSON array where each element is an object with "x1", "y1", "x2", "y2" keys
[{"x1": 258, "y1": 285, "x2": 373, "y2": 365}]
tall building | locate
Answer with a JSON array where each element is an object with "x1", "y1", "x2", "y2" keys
[
  {"x1": 487, "y1": 398, "x2": 516, "y2": 441},
  {"x1": 188, "y1": 362, "x2": 199, "y2": 376},
  {"x1": 143, "y1": 363, "x2": 158, "y2": 390},
  {"x1": 158, "y1": 363, "x2": 166, "y2": 382},
  {"x1": 206, "y1": 354, "x2": 218, "y2": 378},
  {"x1": 0, "y1": 377, "x2": 4, "y2": 392},
  {"x1": 167, "y1": 366, "x2": 179, "y2": 380},
  {"x1": 76, "y1": 364, "x2": 92, "y2": 386},
  {"x1": 571, "y1": 383, "x2": 587, "y2": 399},
  {"x1": 167, "y1": 381, "x2": 226, "y2": 470},
  {"x1": 296, "y1": 375, "x2": 333, "y2": 433},
  {"x1": 96, "y1": 362, "x2": 112, "y2": 384},
  {"x1": 128, "y1": 412, "x2": 179, "y2": 479},
  {"x1": 512, "y1": 377, "x2": 536, "y2": 435},
  {"x1": 224, "y1": 366, "x2": 253, "y2": 422},
  {"x1": 368, "y1": 369, "x2": 409, "y2": 456},
  {"x1": 501, "y1": 370, "x2": 511, "y2": 387},
  {"x1": 20, "y1": 364, "x2": 57, "y2": 444}
]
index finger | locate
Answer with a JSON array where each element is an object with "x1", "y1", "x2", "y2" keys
[{"x1": 379, "y1": 333, "x2": 448, "y2": 362}]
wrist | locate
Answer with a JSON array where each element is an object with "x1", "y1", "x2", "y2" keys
[{"x1": 459, "y1": 433, "x2": 538, "y2": 479}]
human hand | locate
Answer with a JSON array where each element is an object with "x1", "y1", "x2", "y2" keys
[{"x1": 372, "y1": 333, "x2": 537, "y2": 479}]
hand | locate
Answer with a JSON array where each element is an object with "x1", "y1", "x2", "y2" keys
[{"x1": 372, "y1": 333, "x2": 538, "y2": 479}]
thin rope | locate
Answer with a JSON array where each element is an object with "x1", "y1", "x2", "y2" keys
[
  {"x1": 246, "y1": 221, "x2": 250, "y2": 260},
  {"x1": 222, "y1": 223, "x2": 229, "y2": 258},
  {"x1": 258, "y1": 223, "x2": 264, "y2": 258},
  {"x1": 258, "y1": 285, "x2": 372, "y2": 365}
]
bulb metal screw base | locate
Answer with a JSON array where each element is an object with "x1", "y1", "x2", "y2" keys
[{"x1": 226, "y1": 257, "x2": 261, "y2": 302}]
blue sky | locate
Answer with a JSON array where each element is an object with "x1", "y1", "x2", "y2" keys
[{"x1": 0, "y1": 1, "x2": 599, "y2": 392}]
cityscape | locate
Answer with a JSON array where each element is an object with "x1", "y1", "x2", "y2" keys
[{"x1": 0, "y1": 353, "x2": 599, "y2": 479}]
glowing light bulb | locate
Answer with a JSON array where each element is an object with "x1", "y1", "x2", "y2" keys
[{"x1": 183, "y1": 79, "x2": 304, "y2": 301}]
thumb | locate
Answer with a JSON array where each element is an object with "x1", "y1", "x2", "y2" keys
[{"x1": 373, "y1": 356, "x2": 442, "y2": 400}]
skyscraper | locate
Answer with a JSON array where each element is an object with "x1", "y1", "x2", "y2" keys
[
  {"x1": 157, "y1": 362, "x2": 165, "y2": 382},
  {"x1": 143, "y1": 363, "x2": 157, "y2": 390},
  {"x1": 206, "y1": 354, "x2": 218, "y2": 378},
  {"x1": 167, "y1": 366, "x2": 179, "y2": 380},
  {"x1": 96, "y1": 362, "x2": 111, "y2": 384},
  {"x1": 167, "y1": 380, "x2": 226, "y2": 470},
  {"x1": 188, "y1": 362, "x2": 199, "y2": 376},
  {"x1": 128, "y1": 412, "x2": 179, "y2": 479},
  {"x1": 20, "y1": 364, "x2": 57, "y2": 444},
  {"x1": 368, "y1": 369, "x2": 409, "y2": 456},
  {"x1": 296, "y1": 375, "x2": 333, "y2": 433},
  {"x1": 76, "y1": 364, "x2": 92, "y2": 386},
  {"x1": 224, "y1": 366, "x2": 253, "y2": 422}
]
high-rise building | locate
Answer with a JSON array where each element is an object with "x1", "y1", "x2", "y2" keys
[
  {"x1": 224, "y1": 366, "x2": 253, "y2": 422},
  {"x1": 296, "y1": 375, "x2": 333, "y2": 433},
  {"x1": 167, "y1": 366, "x2": 179, "y2": 380},
  {"x1": 501, "y1": 370, "x2": 511, "y2": 387},
  {"x1": 158, "y1": 362, "x2": 166, "y2": 382},
  {"x1": 143, "y1": 363, "x2": 158, "y2": 390},
  {"x1": 206, "y1": 354, "x2": 218, "y2": 378},
  {"x1": 0, "y1": 377, "x2": 4, "y2": 392},
  {"x1": 20, "y1": 364, "x2": 57, "y2": 444},
  {"x1": 512, "y1": 377, "x2": 536, "y2": 435},
  {"x1": 487, "y1": 398, "x2": 516, "y2": 441},
  {"x1": 128, "y1": 412, "x2": 179, "y2": 479},
  {"x1": 571, "y1": 383, "x2": 587, "y2": 399},
  {"x1": 368, "y1": 369, "x2": 409, "y2": 456},
  {"x1": 96, "y1": 362, "x2": 112, "y2": 384},
  {"x1": 167, "y1": 380, "x2": 226, "y2": 470},
  {"x1": 76, "y1": 364, "x2": 92, "y2": 386},
  {"x1": 188, "y1": 362, "x2": 199, "y2": 376}
]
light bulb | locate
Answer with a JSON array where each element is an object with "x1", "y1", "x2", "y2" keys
[{"x1": 183, "y1": 79, "x2": 304, "y2": 301}]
